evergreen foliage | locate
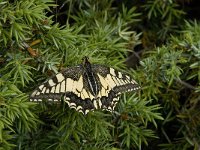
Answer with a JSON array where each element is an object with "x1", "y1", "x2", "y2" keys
[{"x1": 0, "y1": 0, "x2": 199, "y2": 150}]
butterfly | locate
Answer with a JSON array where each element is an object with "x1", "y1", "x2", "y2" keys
[{"x1": 30, "y1": 57, "x2": 140, "y2": 114}]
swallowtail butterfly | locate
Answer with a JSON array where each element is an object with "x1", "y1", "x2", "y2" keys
[{"x1": 30, "y1": 57, "x2": 140, "y2": 114}]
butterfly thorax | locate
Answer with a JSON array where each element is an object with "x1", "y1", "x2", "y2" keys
[{"x1": 82, "y1": 57, "x2": 100, "y2": 97}]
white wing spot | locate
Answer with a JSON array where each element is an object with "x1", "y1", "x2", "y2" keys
[
  {"x1": 121, "y1": 78, "x2": 127, "y2": 84},
  {"x1": 64, "y1": 96, "x2": 70, "y2": 101},
  {"x1": 126, "y1": 75, "x2": 131, "y2": 80},
  {"x1": 36, "y1": 91, "x2": 40, "y2": 95},
  {"x1": 55, "y1": 84, "x2": 60, "y2": 93},
  {"x1": 51, "y1": 86, "x2": 55, "y2": 93},
  {"x1": 45, "y1": 89, "x2": 50, "y2": 93},
  {"x1": 76, "y1": 76, "x2": 83, "y2": 92},
  {"x1": 115, "y1": 77, "x2": 124, "y2": 85},
  {"x1": 108, "y1": 106, "x2": 112, "y2": 111},
  {"x1": 98, "y1": 99, "x2": 102, "y2": 108},
  {"x1": 110, "y1": 68, "x2": 116, "y2": 76},
  {"x1": 60, "y1": 80, "x2": 66, "y2": 92},
  {"x1": 131, "y1": 80, "x2": 137, "y2": 84},
  {"x1": 31, "y1": 91, "x2": 37, "y2": 97},
  {"x1": 81, "y1": 89, "x2": 89, "y2": 99},
  {"x1": 66, "y1": 78, "x2": 73, "y2": 91},
  {"x1": 97, "y1": 74, "x2": 108, "y2": 89},
  {"x1": 113, "y1": 97, "x2": 119, "y2": 102},
  {"x1": 72, "y1": 80, "x2": 77, "y2": 94},
  {"x1": 56, "y1": 73, "x2": 65, "y2": 82},
  {"x1": 77, "y1": 106, "x2": 83, "y2": 111},
  {"x1": 49, "y1": 79, "x2": 56, "y2": 86},
  {"x1": 99, "y1": 88, "x2": 108, "y2": 97},
  {"x1": 77, "y1": 93, "x2": 81, "y2": 97},
  {"x1": 105, "y1": 74, "x2": 116, "y2": 88},
  {"x1": 78, "y1": 109, "x2": 84, "y2": 114},
  {"x1": 69, "y1": 102, "x2": 76, "y2": 108},
  {"x1": 85, "y1": 110, "x2": 90, "y2": 114},
  {"x1": 39, "y1": 85, "x2": 44, "y2": 90},
  {"x1": 112, "y1": 76, "x2": 120, "y2": 85},
  {"x1": 64, "y1": 97, "x2": 70, "y2": 105},
  {"x1": 41, "y1": 87, "x2": 46, "y2": 93},
  {"x1": 93, "y1": 99, "x2": 98, "y2": 109},
  {"x1": 118, "y1": 72, "x2": 122, "y2": 78}
]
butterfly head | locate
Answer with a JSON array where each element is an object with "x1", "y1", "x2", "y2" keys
[{"x1": 82, "y1": 56, "x2": 91, "y2": 69}]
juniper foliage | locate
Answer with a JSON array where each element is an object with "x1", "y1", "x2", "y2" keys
[{"x1": 0, "y1": 0, "x2": 199, "y2": 150}]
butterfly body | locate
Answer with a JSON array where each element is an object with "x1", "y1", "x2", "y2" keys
[
  {"x1": 30, "y1": 57, "x2": 140, "y2": 114},
  {"x1": 82, "y1": 57, "x2": 100, "y2": 97}
]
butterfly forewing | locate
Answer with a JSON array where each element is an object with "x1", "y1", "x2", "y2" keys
[{"x1": 30, "y1": 58, "x2": 140, "y2": 114}]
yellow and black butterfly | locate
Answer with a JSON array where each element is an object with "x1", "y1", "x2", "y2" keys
[{"x1": 30, "y1": 57, "x2": 140, "y2": 114}]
